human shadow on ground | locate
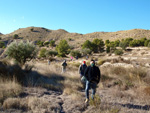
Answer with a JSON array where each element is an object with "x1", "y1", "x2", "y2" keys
[{"x1": 121, "y1": 103, "x2": 150, "y2": 111}]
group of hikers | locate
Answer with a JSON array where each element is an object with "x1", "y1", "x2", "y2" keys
[{"x1": 61, "y1": 59, "x2": 101, "y2": 103}]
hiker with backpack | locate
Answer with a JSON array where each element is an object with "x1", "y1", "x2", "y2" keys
[
  {"x1": 62, "y1": 60, "x2": 67, "y2": 73},
  {"x1": 83, "y1": 59, "x2": 101, "y2": 103},
  {"x1": 79, "y1": 61, "x2": 87, "y2": 89}
]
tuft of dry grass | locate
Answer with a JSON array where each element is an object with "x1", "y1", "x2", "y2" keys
[
  {"x1": 3, "y1": 96, "x2": 62, "y2": 112},
  {"x1": 0, "y1": 79, "x2": 22, "y2": 103}
]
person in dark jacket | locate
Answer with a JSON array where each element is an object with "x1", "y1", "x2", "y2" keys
[
  {"x1": 84, "y1": 60, "x2": 101, "y2": 103},
  {"x1": 79, "y1": 61, "x2": 87, "y2": 89},
  {"x1": 62, "y1": 60, "x2": 67, "y2": 73}
]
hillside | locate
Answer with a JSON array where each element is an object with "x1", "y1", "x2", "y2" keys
[
  {"x1": 0, "y1": 33, "x2": 3, "y2": 36},
  {"x1": 1, "y1": 27, "x2": 150, "y2": 47}
]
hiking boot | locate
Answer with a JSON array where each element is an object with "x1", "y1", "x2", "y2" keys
[{"x1": 85, "y1": 98, "x2": 89, "y2": 103}]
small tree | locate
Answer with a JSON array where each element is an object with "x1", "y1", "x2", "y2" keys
[
  {"x1": 105, "y1": 40, "x2": 110, "y2": 46},
  {"x1": 82, "y1": 40, "x2": 96, "y2": 52},
  {"x1": 5, "y1": 41, "x2": 37, "y2": 66},
  {"x1": 92, "y1": 39, "x2": 105, "y2": 52},
  {"x1": 106, "y1": 46, "x2": 110, "y2": 53},
  {"x1": 56, "y1": 40, "x2": 70, "y2": 57}
]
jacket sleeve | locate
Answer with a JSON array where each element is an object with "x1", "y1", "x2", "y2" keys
[
  {"x1": 97, "y1": 67, "x2": 101, "y2": 84},
  {"x1": 84, "y1": 66, "x2": 89, "y2": 80},
  {"x1": 78, "y1": 65, "x2": 81, "y2": 74}
]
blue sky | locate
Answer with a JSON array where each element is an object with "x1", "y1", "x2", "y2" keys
[{"x1": 0, "y1": 0, "x2": 150, "y2": 34}]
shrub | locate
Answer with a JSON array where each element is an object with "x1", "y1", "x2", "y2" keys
[
  {"x1": 106, "y1": 46, "x2": 110, "y2": 53},
  {"x1": 56, "y1": 40, "x2": 70, "y2": 57},
  {"x1": 36, "y1": 40, "x2": 44, "y2": 47},
  {"x1": 45, "y1": 50, "x2": 58, "y2": 57},
  {"x1": 144, "y1": 40, "x2": 150, "y2": 47},
  {"x1": 39, "y1": 48, "x2": 47, "y2": 58},
  {"x1": 49, "y1": 40, "x2": 55, "y2": 47},
  {"x1": 13, "y1": 34, "x2": 19, "y2": 39},
  {"x1": 70, "y1": 50, "x2": 81, "y2": 58},
  {"x1": 114, "y1": 49, "x2": 123, "y2": 55},
  {"x1": 82, "y1": 40, "x2": 93, "y2": 51},
  {"x1": 81, "y1": 48, "x2": 92, "y2": 56},
  {"x1": 0, "y1": 41, "x2": 5, "y2": 48},
  {"x1": 105, "y1": 40, "x2": 110, "y2": 46},
  {"x1": 30, "y1": 28, "x2": 34, "y2": 32},
  {"x1": 0, "y1": 37, "x2": 1, "y2": 40},
  {"x1": 119, "y1": 41, "x2": 128, "y2": 50},
  {"x1": 92, "y1": 39, "x2": 105, "y2": 52},
  {"x1": 43, "y1": 41, "x2": 49, "y2": 46},
  {"x1": 5, "y1": 41, "x2": 37, "y2": 66}
]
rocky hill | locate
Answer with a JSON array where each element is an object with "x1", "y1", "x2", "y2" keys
[{"x1": 1, "y1": 27, "x2": 150, "y2": 47}]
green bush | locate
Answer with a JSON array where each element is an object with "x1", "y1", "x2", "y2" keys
[
  {"x1": 119, "y1": 41, "x2": 128, "y2": 50},
  {"x1": 30, "y1": 28, "x2": 34, "y2": 32},
  {"x1": 81, "y1": 48, "x2": 92, "y2": 56},
  {"x1": 82, "y1": 40, "x2": 93, "y2": 51},
  {"x1": 5, "y1": 41, "x2": 37, "y2": 66},
  {"x1": 70, "y1": 50, "x2": 81, "y2": 58},
  {"x1": 13, "y1": 34, "x2": 19, "y2": 39},
  {"x1": 0, "y1": 41, "x2": 5, "y2": 48},
  {"x1": 56, "y1": 40, "x2": 70, "y2": 57},
  {"x1": 43, "y1": 41, "x2": 50, "y2": 46},
  {"x1": 105, "y1": 39, "x2": 110, "y2": 46},
  {"x1": 92, "y1": 38, "x2": 105, "y2": 52},
  {"x1": 45, "y1": 50, "x2": 58, "y2": 57},
  {"x1": 114, "y1": 49, "x2": 123, "y2": 55},
  {"x1": 49, "y1": 40, "x2": 55, "y2": 47},
  {"x1": 39, "y1": 48, "x2": 47, "y2": 58},
  {"x1": 106, "y1": 46, "x2": 110, "y2": 53},
  {"x1": 36, "y1": 40, "x2": 44, "y2": 47}
]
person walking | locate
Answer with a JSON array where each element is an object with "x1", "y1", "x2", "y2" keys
[
  {"x1": 62, "y1": 60, "x2": 67, "y2": 73},
  {"x1": 79, "y1": 61, "x2": 87, "y2": 89},
  {"x1": 84, "y1": 60, "x2": 101, "y2": 103}
]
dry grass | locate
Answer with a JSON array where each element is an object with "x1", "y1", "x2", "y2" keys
[
  {"x1": 0, "y1": 79, "x2": 22, "y2": 103},
  {"x1": 3, "y1": 96, "x2": 61, "y2": 112}
]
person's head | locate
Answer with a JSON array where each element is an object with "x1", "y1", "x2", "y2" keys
[
  {"x1": 82, "y1": 61, "x2": 86, "y2": 65},
  {"x1": 90, "y1": 60, "x2": 95, "y2": 67},
  {"x1": 64, "y1": 60, "x2": 66, "y2": 62}
]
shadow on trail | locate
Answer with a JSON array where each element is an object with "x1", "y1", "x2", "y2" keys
[
  {"x1": 24, "y1": 70, "x2": 65, "y2": 92},
  {"x1": 121, "y1": 103, "x2": 150, "y2": 111}
]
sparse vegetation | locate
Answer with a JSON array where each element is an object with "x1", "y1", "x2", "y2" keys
[{"x1": 0, "y1": 41, "x2": 5, "y2": 48}]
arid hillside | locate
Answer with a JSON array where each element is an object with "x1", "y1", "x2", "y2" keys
[{"x1": 1, "y1": 27, "x2": 150, "y2": 47}]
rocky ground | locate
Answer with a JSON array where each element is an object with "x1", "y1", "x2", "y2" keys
[{"x1": 1, "y1": 48, "x2": 150, "y2": 113}]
